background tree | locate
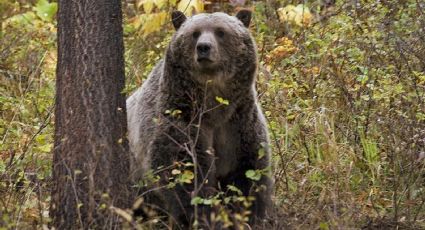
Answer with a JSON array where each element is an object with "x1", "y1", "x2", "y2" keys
[{"x1": 50, "y1": 0, "x2": 131, "y2": 228}]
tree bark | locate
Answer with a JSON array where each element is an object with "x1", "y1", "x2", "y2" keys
[{"x1": 51, "y1": 1, "x2": 131, "y2": 229}]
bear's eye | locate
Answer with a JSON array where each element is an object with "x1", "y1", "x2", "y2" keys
[
  {"x1": 192, "y1": 31, "x2": 201, "y2": 39},
  {"x1": 215, "y1": 29, "x2": 225, "y2": 38}
]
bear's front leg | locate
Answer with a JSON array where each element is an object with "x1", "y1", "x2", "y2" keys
[
  {"x1": 149, "y1": 124, "x2": 218, "y2": 228},
  {"x1": 232, "y1": 105, "x2": 273, "y2": 225}
]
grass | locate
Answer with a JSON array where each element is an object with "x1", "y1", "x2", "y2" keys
[{"x1": 1, "y1": 0, "x2": 425, "y2": 229}]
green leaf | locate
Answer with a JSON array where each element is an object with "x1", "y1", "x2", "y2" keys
[
  {"x1": 191, "y1": 196, "x2": 203, "y2": 205},
  {"x1": 165, "y1": 108, "x2": 182, "y2": 117},
  {"x1": 319, "y1": 222, "x2": 329, "y2": 230},
  {"x1": 245, "y1": 169, "x2": 261, "y2": 181},
  {"x1": 34, "y1": 0, "x2": 57, "y2": 22},
  {"x1": 4, "y1": 12, "x2": 37, "y2": 27},
  {"x1": 179, "y1": 170, "x2": 194, "y2": 184},
  {"x1": 203, "y1": 198, "x2": 212, "y2": 205},
  {"x1": 258, "y1": 147, "x2": 265, "y2": 160},
  {"x1": 227, "y1": 185, "x2": 242, "y2": 195},
  {"x1": 37, "y1": 143, "x2": 52, "y2": 153}
]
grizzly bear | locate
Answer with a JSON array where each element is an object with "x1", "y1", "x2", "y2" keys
[{"x1": 127, "y1": 10, "x2": 272, "y2": 228}]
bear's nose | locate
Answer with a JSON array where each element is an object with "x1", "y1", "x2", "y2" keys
[{"x1": 196, "y1": 42, "x2": 211, "y2": 57}]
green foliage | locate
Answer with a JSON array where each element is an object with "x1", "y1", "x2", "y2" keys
[
  {"x1": 188, "y1": 185, "x2": 254, "y2": 228},
  {"x1": 127, "y1": 0, "x2": 203, "y2": 37},
  {"x1": 245, "y1": 169, "x2": 263, "y2": 181},
  {"x1": 0, "y1": 0, "x2": 56, "y2": 228},
  {"x1": 33, "y1": 0, "x2": 57, "y2": 22},
  {"x1": 1, "y1": 0, "x2": 425, "y2": 229},
  {"x1": 258, "y1": 0, "x2": 425, "y2": 228}
]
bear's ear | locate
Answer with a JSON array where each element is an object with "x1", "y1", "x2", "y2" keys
[
  {"x1": 235, "y1": 9, "x2": 252, "y2": 28},
  {"x1": 171, "y1": 11, "x2": 187, "y2": 30}
]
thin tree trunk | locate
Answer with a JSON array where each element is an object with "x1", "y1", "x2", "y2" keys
[{"x1": 51, "y1": 1, "x2": 131, "y2": 229}]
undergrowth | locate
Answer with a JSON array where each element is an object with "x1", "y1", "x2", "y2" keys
[{"x1": 1, "y1": 0, "x2": 424, "y2": 229}]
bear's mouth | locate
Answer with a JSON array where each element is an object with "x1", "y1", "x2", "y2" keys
[
  {"x1": 197, "y1": 57, "x2": 213, "y2": 63},
  {"x1": 196, "y1": 57, "x2": 219, "y2": 74}
]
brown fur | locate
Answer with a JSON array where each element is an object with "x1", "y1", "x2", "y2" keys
[{"x1": 127, "y1": 10, "x2": 273, "y2": 228}]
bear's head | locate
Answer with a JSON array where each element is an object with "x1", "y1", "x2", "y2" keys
[{"x1": 166, "y1": 10, "x2": 257, "y2": 85}]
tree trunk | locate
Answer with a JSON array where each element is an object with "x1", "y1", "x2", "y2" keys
[{"x1": 51, "y1": 1, "x2": 131, "y2": 229}]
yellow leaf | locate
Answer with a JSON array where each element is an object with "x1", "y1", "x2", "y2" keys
[
  {"x1": 137, "y1": 0, "x2": 155, "y2": 14},
  {"x1": 277, "y1": 5, "x2": 296, "y2": 23},
  {"x1": 110, "y1": 206, "x2": 133, "y2": 222},
  {"x1": 215, "y1": 96, "x2": 229, "y2": 105},
  {"x1": 136, "y1": 0, "x2": 143, "y2": 8},
  {"x1": 266, "y1": 37, "x2": 298, "y2": 62},
  {"x1": 177, "y1": 0, "x2": 204, "y2": 15},
  {"x1": 171, "y1": 169, "x2": 181, "y2": 175},
  {"x1": 277, "y1": 4, "x2": 312, "y2": 27},
  {"x1": 154, "y1": 0, "x2": 167, "y2": 9},
  {"x1": 293, "y1": 4, "x2": 312, "y2": 26},
  {"x1": 139, "y1": 12, "x2": 168, "y2": 36}
]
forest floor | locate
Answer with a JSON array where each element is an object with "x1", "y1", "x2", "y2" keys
[{"x1": 1, "y1": 0, "x2": 425, "y2": 229}]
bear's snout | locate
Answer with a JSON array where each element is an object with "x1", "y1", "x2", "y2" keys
[
  {"x1": 195, "y1": 32, "x2": 218, "y2": 65},
  {"x1": 196, "y1": 42, "x2": 212, "y2": 59}
]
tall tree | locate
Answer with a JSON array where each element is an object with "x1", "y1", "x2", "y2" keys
[{"x1": 50, "y1": 1, "x2": 131, "y2": 228}]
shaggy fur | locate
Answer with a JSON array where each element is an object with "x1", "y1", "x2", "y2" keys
[{"x1": 127, "y1": 10, "x2": 272, "y2": 228}]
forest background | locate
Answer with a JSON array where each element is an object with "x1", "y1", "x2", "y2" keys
[{"x1": 1, "y1": 0, "x2": 424, "y2": 229}]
